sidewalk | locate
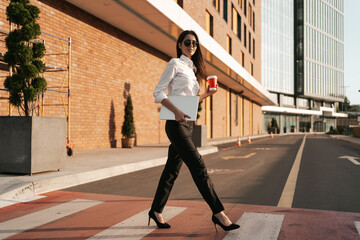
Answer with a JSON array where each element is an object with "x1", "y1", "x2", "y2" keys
[
  {"x1": 1, "y1": 134, "x2": 358, "y2": 202},
  {"x1": 329, "y1": 134, "x2": 360, "y2": 146},
  {"x1": 0, "y1": 142, "x2": 219, "y2": 202}
]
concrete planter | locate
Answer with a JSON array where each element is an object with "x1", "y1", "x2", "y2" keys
[
  {"x1": 354, "y1": 127, "x2": 360, "y2": 138},
  {"x1": 192, "y1": 125, "x2": 207, "y2": 147},
  {"x1": 0, "y1": 116, "x2": 66, "y2": 174}
]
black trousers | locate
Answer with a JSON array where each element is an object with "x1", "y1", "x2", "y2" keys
[{"x1": 151, "y1": 120, "x2": 224, "y2": 214}]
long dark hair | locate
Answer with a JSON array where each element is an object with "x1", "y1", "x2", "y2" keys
[{"x1": 176, "y1": 30, "x2": 206, "y2": 81}]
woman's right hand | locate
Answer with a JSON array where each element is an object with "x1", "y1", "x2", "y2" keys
[
  {"x1": 161, "y1": 98, "x2": 190, "y2": 123},
  {"x1": 175, "y1": 109, "x2": 190, "y2": 123}
]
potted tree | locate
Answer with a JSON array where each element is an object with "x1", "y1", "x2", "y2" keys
[
  {"x1": 121, "y1": 94, "x2": 136, "y2": 148},
  {"x1": 271, "y1": 118, "x2": 279, "y2": 134},
  {"x1": 0, "y1": 0, "x2": 66, "y2": 174}
]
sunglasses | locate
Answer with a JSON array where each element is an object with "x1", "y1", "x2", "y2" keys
[{"x1": 183, "y1": 39, "x2": 198, "y2": 47}]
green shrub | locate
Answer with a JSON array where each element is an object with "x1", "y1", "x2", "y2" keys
[
  {"x1": 121, "y1": 95, "x2": 136, "y2": 138},
  {"x1": 4, "y1": 0, "x2": 46, "y2": 116}
]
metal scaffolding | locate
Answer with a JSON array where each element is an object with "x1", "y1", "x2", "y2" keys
[{"x1": 0, "y1": 26, "x2": 74, "y2": 156}]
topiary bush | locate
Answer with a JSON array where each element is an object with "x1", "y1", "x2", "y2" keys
[
  {"x1": 121, "y1": 94, "x2": 135, "y2": 138},
  {"x1": 4, "y1": 0, "x2": 46, "y2": 116}
]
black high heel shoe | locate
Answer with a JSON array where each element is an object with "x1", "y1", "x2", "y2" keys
[
  {"x1": 212, "y1": 215, "x2": 240, "y2": 232},
  {"x1": 148, "y1": 210, "x2": 171, "y2": 228}
]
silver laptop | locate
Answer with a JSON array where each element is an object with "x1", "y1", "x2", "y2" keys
[{"x1": 160, "y1": 95, "x2": 199, "y2": 121}]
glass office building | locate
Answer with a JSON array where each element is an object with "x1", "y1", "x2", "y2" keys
[
  {"x1": 295, "y1": 0, "x2": 344, "y2": 101},
  {"x1": 262, "y1": 0, "x2": 294, "y2": 96},
  {"x1": 262, "y1": 0, "x2": 347, "y2": 134}
]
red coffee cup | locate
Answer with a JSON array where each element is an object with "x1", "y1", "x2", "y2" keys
[{"x1": 207, "y1": 75, "x2": 217, "y2": 91}]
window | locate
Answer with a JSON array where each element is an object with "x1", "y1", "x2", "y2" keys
[
  {"x1": 213, "y1": 0, "x2": 220, "y2": 12},
  {"x1": 174, "y1": 0, "x2": 183, "y2": 8},
  {"x1": 232, "y1": 5, "x2": 238, "y2": 35},
  {"x1": 206, "y1": 10, "x2": 214, "y2": 37},
  {"x1": 227, "y1": 35, "x2": 232, "y2": 55},
  {"x1": 248, "y1": 4, "x2": 252, "y2": 25},
  {"x1": 253, "y1": 12, "x2": 255, "y2": 31},
  {"x1": 241, "y1": 51, "x2": 245, "y2": 67},
  {"x1": 250, "y1": 62, "x2": 254, "y2": 76},
  {"x1": 238, "y1": 0, "x2": 242, "y2": 8},
  {"x1": 249, "y1": 32, "x2": 251, "y2": 53},
  {"x1": 237, "y1": 13, "x2": 241, "y2": 40},
  {"x1": 253, "y1": 38, "x2": 255, "y2": 58},
  {"x1": 244, "y1": 0, "x2": 247, "y2": 16},
  {"x1": 223, "y1": 0, "x2": 228, "y2": 22},
  {"x1": 244, "y1": 24, "x2": 247, "y2": 47}
]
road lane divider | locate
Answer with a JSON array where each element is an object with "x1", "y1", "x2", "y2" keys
[
  {"x1": 222, "y1": 153, "x2": 256, "y2": 160},
  {"x1": 223, "y1": 212, "x2": 284, "y2": 240},
  {"x1": 88, "y1": 206, "x2": 186, "y2": 240},
  {"x1": 0, "y1": 199, "x2": 103, "y2": 239},
  {"x1": 277, "y1": 134, "x2": 307, "y2": 208}
]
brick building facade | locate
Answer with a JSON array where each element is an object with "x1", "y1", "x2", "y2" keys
[{"x1": 0, "y1": 0, "x2": 274, "y2": 150}]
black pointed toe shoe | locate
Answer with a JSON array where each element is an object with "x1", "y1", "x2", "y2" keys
[
  {"x1": 212, "y1": 215, "x2": 240, "y2": 231},
  {"x1": 148, "y1": 210, "x2": 171, "y2": 229}
]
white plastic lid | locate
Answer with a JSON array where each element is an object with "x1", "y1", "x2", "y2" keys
[{"x1": 207, "y1": 75, "x2": 217, "y2": 80}]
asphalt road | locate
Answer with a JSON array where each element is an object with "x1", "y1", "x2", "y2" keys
[
  {"x1": 293, "y1": 134, "x2": 360, "y2": 212},
  {"x1": 65, "y1": 134, "x2": 360, "y2": 213},
  {"x1": 2, "y1": 134, "x2": 360, "y2": 240}
]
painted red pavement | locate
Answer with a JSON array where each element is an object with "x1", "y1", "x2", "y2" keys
[{"x1": 0, "y1": 191, "x2": 359, "y2": 239}]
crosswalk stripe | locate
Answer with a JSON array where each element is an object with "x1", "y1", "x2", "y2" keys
[
  {"x1": 0, "y1": 195, "x2": 46, "y2": 209},
  {"x1": 355, "y1": 221, "x2": 360, "y2": 236},
  {"x1": 88, "y1": 206, "x2": 187, "y2": 240},
  {"x1": 224, "y1": 212, "x2": 284, "y2": 240},
  {"x1": 0, "y1": 199, "x2": 102, "y2": 239}
]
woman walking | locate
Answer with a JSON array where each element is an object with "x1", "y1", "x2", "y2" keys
[{"x1": 149, "y1": 30, "x2": 240, "y2": 232}]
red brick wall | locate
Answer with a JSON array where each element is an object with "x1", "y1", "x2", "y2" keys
[
  {"x1": 0, "y1": 0, "x2": 263, "y2": 151},
  {"x1": 183, "y1": 0, "x2": 260, "y2": 81},
  {"x1": 212, "y1": 86, "x2": 227, "y2": 138},
  {"x1": 243, "y1": 98, "x2": 250, "y2": 136},
  {"x1": 230, "y1": 91, "x2": 241, "y2": 137},
  {"x1": 182, "y1": 0, "x2": 263, "y2": 136},
  {"x1": 0, "y1": 0, "x2": 170, "y2": 150},
  {"x1": 253, "y1": 103, "x2": 263, "y2": 135}
]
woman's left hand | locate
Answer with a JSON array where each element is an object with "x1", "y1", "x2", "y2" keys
[
  {"x1": 205, "y1": 83, "x2": 218, "y2": 97},
  {"x1": 199, "y1": 84, "x2": 218, "y2": 102}
]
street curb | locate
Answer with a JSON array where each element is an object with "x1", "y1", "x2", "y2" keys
[
  {"x1": 329, "y1": 135, "x2": 360, "y2": 146},
  {"x1": 0, "y1": 146, "x2": 218, "y2": 201},
  {"x1": 208, "y1": 132, "x2": 308, "y2": 146}
]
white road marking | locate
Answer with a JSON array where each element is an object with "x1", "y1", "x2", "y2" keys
[
  {"x1": 339, "y1": 156, "x2": 360, "y2": 165},
  {"x1": 207, "y1": 169, "x2": 244, "y2": 175},
  {"x1": 88, "y1": 206, "x2": 186, "y2": 240},
  {"x1": 224, "y1": 212, "x2": 284, "y2": 240},
  {"x1": 0, "y1": 195, "x2": 46, "y2": 209},
  {"x1": 278, "y1": 134, "x2": 307, "y2": 208},
  {"x1": 0, "y1": 199, "x2": 102, "y2": 239},
  {"x1": 355, "y1": 221, "x2": 360, "y2": 236},
  {"x1": 222, "y1": 153, "x2": 256, "y2": 160}
]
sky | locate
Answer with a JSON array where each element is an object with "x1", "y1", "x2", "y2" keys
[{"x1": 344, "y1": 0, "x2": 360, "y2": 105}]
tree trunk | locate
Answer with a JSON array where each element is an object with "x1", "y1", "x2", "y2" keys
[{"x1": 24, "y1": 101, "x2": 29, "y2": 116}]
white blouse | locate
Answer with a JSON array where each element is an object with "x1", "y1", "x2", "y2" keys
[{"x1": 153, "y1": 55, "x2": 199, "y2": 103}]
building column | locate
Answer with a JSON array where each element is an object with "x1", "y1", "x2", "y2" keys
[
  {"x1": 279, "y1": 114, "x2": 284, "y2": 133},
  {"x1": 296, "y1": 115, "x2": 300, "y2": 132}
]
